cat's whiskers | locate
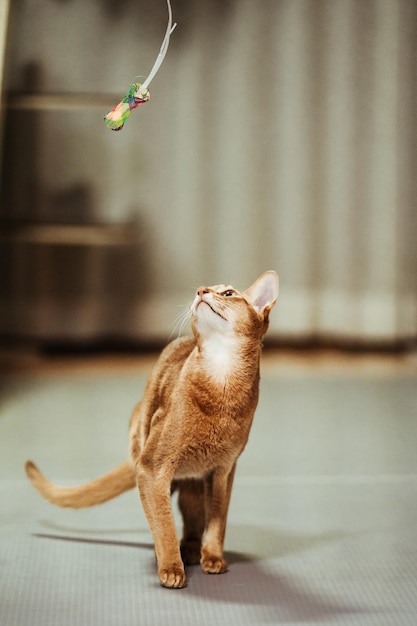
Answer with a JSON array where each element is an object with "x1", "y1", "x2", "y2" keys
[{"x1": 168, "y1": 304, "x2": 191, "y2": 340}]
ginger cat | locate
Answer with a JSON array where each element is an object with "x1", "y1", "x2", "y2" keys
[{"x1": 25, "y1": 270, "x2": 279, "y2": 589}]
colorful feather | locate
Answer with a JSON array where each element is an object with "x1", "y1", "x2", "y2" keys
[{"x1": 104, "y1": 84, "x2": 150, "y2": 131}]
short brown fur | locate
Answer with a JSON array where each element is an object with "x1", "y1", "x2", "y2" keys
[{"x1": 25, "y1": 270, "x2": 279, "y2": 588}]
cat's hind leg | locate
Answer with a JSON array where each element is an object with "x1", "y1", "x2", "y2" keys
[
  {"x1": 176, "y1": 479, "x2": 205, "y2": 565},
  {"x1": 200, "y1": 464, "x2": 236, "y2": 575}
]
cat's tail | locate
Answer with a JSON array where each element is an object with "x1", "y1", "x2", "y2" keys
[{"x1": 24, "y1": 460, "x2": 136, "y2": 509}]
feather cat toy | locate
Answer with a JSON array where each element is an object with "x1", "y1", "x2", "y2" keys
[
  {"x1": 104, "y1": 0, "x2": 176, "y2": 131},
  {"x1": 104, "y1": 83, "x2": 151, "y2": 131}
]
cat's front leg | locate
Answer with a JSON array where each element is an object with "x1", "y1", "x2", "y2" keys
[
  {"x1": 201, "y1": 464, "x2": 236, "y2": 575},
  {"x1": 137, "y1": 465, "x2": 186, "y2": 588}
]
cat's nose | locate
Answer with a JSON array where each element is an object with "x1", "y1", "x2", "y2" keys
[{"x1": 197, "y1": 287, "x2": 209, "y2": 297}]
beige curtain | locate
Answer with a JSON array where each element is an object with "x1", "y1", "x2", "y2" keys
[
  {"x1": 0, "y1": 0, "x2": 10, "y2": 162},
  {"x1": 1, "y1": 0, "x2": 416, "y2": 344}
]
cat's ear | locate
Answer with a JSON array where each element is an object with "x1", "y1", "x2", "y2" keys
[{"x1": 244, "y1": 271, "x2": 279, "y2": 315}]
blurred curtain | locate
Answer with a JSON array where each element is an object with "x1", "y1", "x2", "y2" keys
[{"x1": 1, "y1": 0, "x2": 416, "y2": 344}]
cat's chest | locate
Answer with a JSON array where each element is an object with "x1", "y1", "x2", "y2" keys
[
  {"x1": 173, "y1": 420, "x2": 248, "y2": 479},
  {"x1": 172, "y1": 384, "x2": 256, "y2": 480}
]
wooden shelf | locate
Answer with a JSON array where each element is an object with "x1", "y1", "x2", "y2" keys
[
  {"x1": 5, "y1": 93, "x2": 119, "y2": 111},
  {"x1": 0, "y1": 222, "x2": 140, "y2": 246}
]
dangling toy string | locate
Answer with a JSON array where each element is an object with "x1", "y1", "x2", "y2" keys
[{"x1": 104, "y1": 0, "x2": 176, "y2": 131}]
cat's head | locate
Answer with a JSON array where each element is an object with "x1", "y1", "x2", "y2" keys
[{"x1": 190, "y1": 270, "x2": 279, "y2": 342}]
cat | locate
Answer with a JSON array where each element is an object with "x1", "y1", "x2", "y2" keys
[{"x1": 25, "y1": 270, "x2": 279, "y2": 589}]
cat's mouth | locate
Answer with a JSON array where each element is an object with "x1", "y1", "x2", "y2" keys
[{"x1": 198, "y1": 299, "x2": 227, "y2": 321}]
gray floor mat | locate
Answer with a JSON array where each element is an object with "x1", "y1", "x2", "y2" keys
[{"x1": 1, "y1": 363, "x2": 417, "y2": 625}]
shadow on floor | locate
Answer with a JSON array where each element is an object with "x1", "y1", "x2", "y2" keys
[{"x1": 31, "y1": 525, "x2": 371, "y2": 624}]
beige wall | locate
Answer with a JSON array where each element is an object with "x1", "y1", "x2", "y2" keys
[{"x1": 1, "y1": 0, "x2": 416, "y2": 344}]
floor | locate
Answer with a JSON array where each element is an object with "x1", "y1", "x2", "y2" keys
[{"x1": 1, "y1": 347, "x2": 417, "y2": 626}]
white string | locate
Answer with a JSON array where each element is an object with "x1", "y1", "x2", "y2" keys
[{"x1": 135, "y1": 0, "x2": 177, "y2": 97}]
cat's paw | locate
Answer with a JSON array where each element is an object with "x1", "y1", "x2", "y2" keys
[
  {"x1": 158, "y1": 566, "x2": 187, "y2": 589},
  {"x1": 180, "y1": 539, "x2": 201, "y2": 565},
  {"x1": 200, "y1": 552, "x2": 228, "y2": 575}
]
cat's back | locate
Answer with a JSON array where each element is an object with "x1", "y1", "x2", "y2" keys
[
  {"x1": 129, "y1": 335, "x2": 197, "y2": 465},
  {"x1": 158, "y1": 335, "x2": 196, "y2": 371},
  {"x1": 145, "y1": 335, "x2": 196, "y2": 398}
]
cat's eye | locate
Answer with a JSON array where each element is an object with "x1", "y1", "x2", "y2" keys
[{"x1": 222, "y1": 290, "x2": 235, "y2": 297}]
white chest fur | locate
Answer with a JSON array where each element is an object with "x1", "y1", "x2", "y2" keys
[{"x1": 199, "y1": 335, "x2": 240, "y2": 384}]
